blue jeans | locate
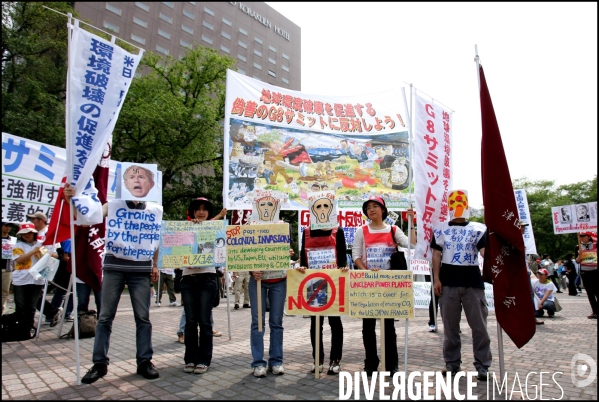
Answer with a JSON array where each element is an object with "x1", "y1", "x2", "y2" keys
[
  {"x1": 249, "y1": 277, "x2": 286, "y2": 368},
  {"x1": 92, "y1": 270, "x2": 153, "y2": 366},
  {"x1": 535, "y1": 300, "x2": 556, "y2": 317},
  {"x1": 77, "y1": 282, "x2": 101, "y2": 316},
  {"x1": 178, "y1": 310, "x2": 214, "y2": 336},
  {"x1": 180, "y1": 274, "x2": 218, "y2": 366},
  {"x1": 50, "y1": 286, "x2": 74, "y2": 319}
]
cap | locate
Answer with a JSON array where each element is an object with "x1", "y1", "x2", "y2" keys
[
  {"x1": 362, "y1": 196, "x2": 388, "y2": 220},
  {"x1": 538, "y1": 268, "x2": 549, "y2": 276},
  {"x1": 17, "y1": 222, "x2": 38, "y2": 235},
  {"x1": 187, "y1": 197, "x2": 214, "y2": 220},
  {"x1": 26, "y1": 211, "x2": 47, "y2": 222},
  {"x1": 579, "y1": 231, "x2": 594, "y2": 237},
  {"x1": 2, "y1": 222, "x2": 14, "y2": 226},
  {"x1": 519, "y1": 219, "x2": 530, "y2": 227}
]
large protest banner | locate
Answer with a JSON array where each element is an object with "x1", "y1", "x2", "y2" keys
[
  {"x1": 286, "y1": 269, "x2": 349, "y2": 316},
  {"x1": 551, "y1": 202, "x2": 597, "y2": 234},
  {"x1": 2, "y1": 132, "x2": 120, "y2": 223},
  {"x1": 223, "y1": 70, "x2": 412, "y2": 211},
  {"x1": 158, "y1": 220, "x2": 227, "y2": 268},
  {"x1": 348, "y1": 270, "x2": 414, "y2": 319},
  {"x1": 413, "y1": 281, "x2": 495, "y2": 311},
  {"x1": 226, "y1": 223, "x2": 290, "y2": 271}
]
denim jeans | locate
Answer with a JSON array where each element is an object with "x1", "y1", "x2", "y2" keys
[
  {"x1": 180, "y1": 273, "x2": 218, "y2": 366},
  {"x1": 248, "y1": 277, "x2": 286, "y2": 368},
  {"x1": 50, "y1": 286, "x2": 73, "y2": 318},
  {"x1": 178, "y1": 310, "x2": 214, "y2": 336},
  {"x1": 92, "y1": 270, "x2": 153, "y2": 366},
  {"x1": 77, "y1": 282, "x2": 101, "y2": 317},
  {"x1": 13, "y1": 284, "x2": 43, "y2": 327},
  {"x1": 535, "y1": 300, "x2": 556, "y2": 317}
]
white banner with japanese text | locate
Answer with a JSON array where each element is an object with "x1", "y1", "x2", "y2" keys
[
  {"x1": 514, "y1": 189, "x2": 537, "y2": 254},
  {"x1": 413, "y1": 93, "x2": 452, "y2": 261},
  {"x1": 551, "y1": 202, "x2": 597, "y2": 234},
  {"x1": 223, "y1": 70, "x2": 413, "y2": 211}
]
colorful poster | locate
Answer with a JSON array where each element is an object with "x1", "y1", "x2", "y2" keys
[
  {"x1": 551, "y1": 202, "x2": 597, "y2": 234},
  {"x1": 413, "y1": 93, "x2": 453, "y2": 261},
  {"x1": 225, "y1": 223, "x2": 291, "y2": 271},
  {"x1": 2, "y1": 133, "x2": 120, "y2": 223},
  {"x1": 298, "y1": 209, "x2": 366, "y2": 249},
  {"x1": 286, "y1": 269, "x2": 349, "y2": 316},
  {"x1": 223, "y1": 70, "x2": 413, "y2": 211},
  {"x1": 514, "y1": 189, "x2": 537, "y2": 254},
  {"x1": 308, "y1": 190, "x2": 337, "y2": 230},
  {"x1": 348, "y1": 270, "x2": 414, "y2": 319},
  {"x1": 158, "y1": 220, "x2": 227, "y2": 268}
]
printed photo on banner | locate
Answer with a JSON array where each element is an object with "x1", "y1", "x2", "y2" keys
[
  {"x1": 158, "y1": 220, "x2": 226, "y2": 268},
  {"x1": 118, "y1": 162, "x2": 160, "y2": 202},
  {"x1": 308, "y1": 190, "x2": 337, "y2": 230},
  {"x1": 551, "y1": 202, "x2": 597, "y2": 234},
  {"x1": 226, "y1": 223, "x2": 290, "y2": 271},
  {"x1": 348, "y1": 270, "x2": 414, "y2": 319},
  {"x1": 223, "y1": 70, "x2": 414, "y2": 211},
  {"x1": 250, "y1": 189, "x2": 283, "y2": 223},
  {"x1": 286, "y1": 269, "x2": 349, "y2": 316}
]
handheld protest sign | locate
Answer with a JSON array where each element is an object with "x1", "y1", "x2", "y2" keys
[
  {"x1": 158, "y1": 220, "x2": 226, "y2": 268},
  {"x1": 286, "y1": 269, "x2": 349, "y2": 316},
  {"x1": 250, "y1": 190, "x2": 283, "y2": 223},
  {"x1": 348, "y1": 270, "x2": 414, "y2": 319},
  {"x1": 308, "y1": 190, "x2": 337, "y2": 230},
  {"x1": 119, "y1": 162, "x2": 160, "y2": 203}
]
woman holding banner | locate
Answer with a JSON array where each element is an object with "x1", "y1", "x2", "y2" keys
[
  {"x1": 296, "y1": 224, "x2": 348, "y2": 375},
  {"x1": 352, "y1": 196, "x2": 415, "y2": 376}
]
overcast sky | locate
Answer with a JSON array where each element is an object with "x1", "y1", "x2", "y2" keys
[{"x1": 266, "y1": 2, "x2": 598, "y2": 208}]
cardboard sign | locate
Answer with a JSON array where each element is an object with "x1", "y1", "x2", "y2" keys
[
  {"x1": 158, "y1": 220, "x2": 227, "y2": 268},
  {"x1": 250, "y1": 190, "x2": 283, "y2": 223},
  {"x1": 551, "y1": 202, "x2": 597, "y2": 234},
  {"x1": 308, "y1": 190, "x2": 337, "y2": 230},
  {"x1": 225, "y1": 223, "x2": 290, "y2": 271},
  {"x1": 349, "y1": 270, "x2": 414, "y2": 319},
  {"x1": 286, "y1": 269, "x2": 349, "y2": 316}
]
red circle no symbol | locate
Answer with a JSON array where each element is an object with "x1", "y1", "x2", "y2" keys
[{"x1": 298, "y1": 272, "x2": 336, "y2": 312}]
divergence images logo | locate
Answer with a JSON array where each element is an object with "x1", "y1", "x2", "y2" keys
[{"x1": 570, "y1": 353, "x2": 597, "y2": 388}]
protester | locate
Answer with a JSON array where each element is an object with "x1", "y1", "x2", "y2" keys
[
  {"x1": 296, "y1": 223, "x2": 348, "y2": 374},
  {"x1": 541, "y1": 253, "x2": 560, "y2": 291},
  {"x1": 64, "y1": 183, "x2": 163, "y2": 384},
  {"x1": 2, "y1": 222, "x2": 16, "y2": 314},
  {"x1": 432, "y1": 189, "x2": 491, "y2": 381},
  {"x1": 352, "y1": 196, "x2": 415, "y2": 376},
  {"x1": 564, "y1": 253, "x2": 579, "y2": 297},
  {"x1": 424, "y1": 273, "x2": 440, "y2": 332},
  {"x1": 532, "y1": 268, "x2": 558, "y2": 318},
  {"x1": 233, "y1": 271, "x2": 250, "y2": 309},
  {"x1": 576, "y1": 232, "x2": 597, "y2": 319},
  {"x1": 156, "y1": 268, "x2": 178, "y2": 307},
  {"x1": 520, "y1": 220, "x2": 544, "y2": 325},
  {"x1": 556, "y1": 259, "x2": 567, "y2": 293}
]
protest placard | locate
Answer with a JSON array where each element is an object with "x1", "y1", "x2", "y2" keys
[
  {"x1": 348, "y1": 270, "x2": 414, "y2": 319},
  {"x1": 551, "y1": 202, "x2": 597, "y2": 234},
  {"x1": 308, "y1": 190, "x2": 337, "y2": 230},
  {"x1": 158, "y1": 220, "x2": 226, "y2": 268},
  {"x1": 286, "y1": 269, "x2": 349, "y2": 316},
  {"x1": 226, "y1": 223, "x2": 290, "y2": 271}
]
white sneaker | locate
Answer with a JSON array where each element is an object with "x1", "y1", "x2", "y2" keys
[
  {"x1": 253, "y1": 366, "x2": 267, "y2": 377},
  {"x1": 311, "y1": 364, "x2": 323, "y2": 373},
  {"x1": 194, "y1": 364, "x2": 208, "y2": 374},
  {"x1": 169, "y1": 302, "x2": 180, "y2": 307},
  {"x1": 269, "y1": 365, "x2": 284, "y2": 375},
  {"x1": 155, "y1": 302, "x2": 161, "y2": 307},
  {"x1": 428, "y1": 325, "x2": 436, "y2": 332},
  {"x1": 184, "y1": 363, "x2": 195, "y2": 373}
]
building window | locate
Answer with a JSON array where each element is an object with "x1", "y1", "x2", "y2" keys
[
  {"x1": 204, "y1": 6, "x2": 215, "y2": 16},
  {"x1": 182, "y1": 24, "x2": 193, "y2": 35},
  {"x1": 105, "y1": 3, "x2": 122, "y2": 16},
  {"x1": 222, "y1": 17, "x2": 232, "y2": 26},
  {"x1": 269, "y1": 45, "x2": 277, "y2": 53},
  {"x1": 103, "y1": 21, "x2": 119, "y2": 33},
  {"x1": 221, "y1": 31, "x2": 231, "y2": 40},
  {"x1": 156, "y1": 45, "x2": 169, "y2": 55},
  {"x1": 282, "y1": 65, "x2": 289, "y2": 72},
  {"x1": 268, "y1": 70, "x2": 276, "y2": 77},
  {"x1": 203, "y1": 20, "x2": 213, "y2": 30},
  {"x1": 282, "y1": 53, "x2": 290, "y2": 60},
  {"x1": 238, "y1": 54, "x2": 246, "y2": 62},
  {"x1": 162, "y1": 2, "x2": 174, "y2": 9},
  {"x1": 131, "y1": 33, "x2": 146, "y2": 45},
  {"x1": 254, "y1": 49, "x2": 262, "y2": 57},
  {"x1": 133, "y1": 17, "x2": 147, "y2": 28},
  {"x1": 180, "y1": 39, "x2": 191, "y2": 49},
  {"x1": 159, "y1": 13, "x2": 172, "y2": 24},
  {"x1": 253, "y1": 62, "x2": 262, "y2": 70},
  {"x1": 158, "y1": 29, "x2": 171, "y2": 40},
  {"x1": 202, "y1": 35, "x2": 213, "y2": 45},
  {"x1": 238, "y1": 40, "x2": 247, "y2": 49},
  {"x1": 238, "y1": 68, "x2": 246, "y2": 75},
  {"x1": 253, "y1": 75, "x2": 261, "y2": 80},
  {"x1": 183, "y1": 9, "x2": 195, "y2": 20},
  {"x1": 220, "y1": 45, "x2": 230, "y2": 53},
  {"x1": 268, "y1": 57, "x2": 276, "y2": 65},
  {"x1": 254, "y1": 36, "x2": 263, "y2": 45},
  {"x1": 135, "y1": 2, "x2": 149, "y2": 12},
  {"x1": 239, "y1": 27, "x2": 248, "y2": 36},
  {"x1": 282, "y1": 77, "x2": 289, "y2": 84}
]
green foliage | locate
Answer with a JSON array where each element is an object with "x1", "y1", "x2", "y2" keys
[{"x1": 112, "y1": 45, "x2": 236, "y2": 219}]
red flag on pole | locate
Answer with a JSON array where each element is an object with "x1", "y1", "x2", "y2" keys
[
  {"x1": 479, "y1": 65, "x2": 536, "y2": 349},
  {"x1": 43, "y1": 177, "x2": 75, "y2": 246}
]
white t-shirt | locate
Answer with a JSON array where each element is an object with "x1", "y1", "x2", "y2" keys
[
  {"x1": 532, "y1": 279, "x2": 557, "y2": 302},
  {"x1": 12, "y1": 241, "x2": 45, "y2": 286}
]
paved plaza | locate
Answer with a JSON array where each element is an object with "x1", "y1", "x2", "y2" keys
[{"x1": 2, "y1": 289, "x2": 597, "y2": 400}]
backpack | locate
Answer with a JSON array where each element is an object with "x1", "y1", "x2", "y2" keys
[
  {"x1": 1, "y1": 312, "x2": 36, "y2": 342},
  {"x1": 389, "y1": 226, "x2": 408, "y2": 271},
  {"x1": 60, "y1": 310, "x2": 98, "y2": 339}
]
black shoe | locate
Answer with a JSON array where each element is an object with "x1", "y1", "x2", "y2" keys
[
  {"x1": 265, "y1": 307, "x2": 270, "y2": 312},
  {"x1": 234, "y1": 303, "x2": 239, "y2": 310},
  {"x1": 81, "y1": 363, "x2": 107, "y2": 384},
  {"x1": 137, "y1": 361, "x2": 159, "y2": 379},
  {"x1": 556, "y1": 291, "x2": 563, "y2": 293},
  {"x1": 243, "y1": 304, "x2": 250, "y2": 308}
]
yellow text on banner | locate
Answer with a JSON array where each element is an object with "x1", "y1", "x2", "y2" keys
[
  {"x1": 286, "y1": 269, "x2": 349, "y2": 316},
  {"x1": 349, "y1": 270, "x2": 414, "y2": 319}
]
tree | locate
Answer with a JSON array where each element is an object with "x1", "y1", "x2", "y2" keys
[
  {"x1": 2, "y1": 2, "x2": 77, "y2": 146},
  {"x1": 112, "y1": 46, "x2": 236, "y2": 219}
]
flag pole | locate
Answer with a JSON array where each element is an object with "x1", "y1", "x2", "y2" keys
[
  {"x1": 225, "y1": 268, "x2": 232, "y2": 340},
  {"x1": 475, "y1": 44, "x2": 505, "y2": 383}
]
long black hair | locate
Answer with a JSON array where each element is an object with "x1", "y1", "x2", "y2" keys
[{"x1": 186, "y1": 197, "x2": 215, "y2": 220}]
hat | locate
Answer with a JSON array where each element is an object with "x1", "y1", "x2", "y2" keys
[
  {"x1": 362, "y1": 196, "x2": 388, "y2": 220},
  {"x1": 579, "y1": 231, "x2": 594, "y2": 237},
  {"x1": 538, "y1": 268, "x2": 549, "y2": 276},
  {"x1": 519, "y1": 219, "x2": 529, "y2": 227},
  {"x1": 26, "y1": 211, "x2": 47, "y2": 222},
  {"x1": 187, "y1": 197, "x2": 214, "y2": 220},
  {"x1": 17, "y1": 222, "x2": 38, "y2": 235},
  {"x1": 541, "y1": 261, "x2": 551, "y2": 268}
]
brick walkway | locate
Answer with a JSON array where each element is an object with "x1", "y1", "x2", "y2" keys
[{"x1": 2, "y1": 289, "x2": 597, "y2": 400}]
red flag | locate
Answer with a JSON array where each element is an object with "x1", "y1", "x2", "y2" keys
[
  {"x1": 479, "y1": 65, "x2": 536, "y2": 348},
  {"x1": 43, "y1": 177, "x2": 75, "y2": 246}
]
